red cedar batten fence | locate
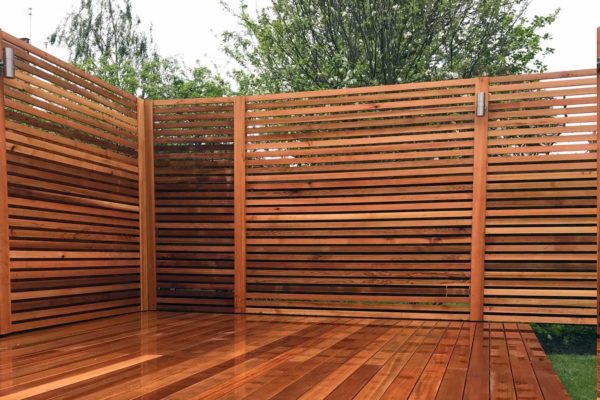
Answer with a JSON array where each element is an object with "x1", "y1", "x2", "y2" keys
[
  {"x1": 0, "y1": 30, "x2": 142, "y2": 332},
  {"x1": 153, "y1": 69, "x2": 597, "y2": 324},
  {"x1": 155, "y1": 70, "x2": 596, "y2": 323},
  {"x1": 0, "y1": 28, "x2": 598, "y2": 334}
]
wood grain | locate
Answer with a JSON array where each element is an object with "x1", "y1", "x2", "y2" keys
[
  {"x1": 0, "y1": 312, "x2": 569, "y2": 399},
  {"x1": 139, "y1": 99, "x2": 156, "y2": 311},
  {"x1": 485, "y1": 68, "x2": 598, "y2": 324},
  {"x1": 234, "y1": 96, "x2": 247, "y2": 313},
  {"x1": 150, "y1": 69, "x2": 597, "y2": 325},
  {"x1": 244, "y1": 79, "x2": 477, "y2": 321},
  {"x1": 152, "y1": 98, "x2": 235, "y2": 313},
  {"x1": 0, "y1": 30, "x2": 141, "y2": 333},
  {"x1": 470, "y1": 77, "x2": 489, "y2": 321},
  {"x1": 0, "y1": 27, "x2": 597, "y2": 328}
]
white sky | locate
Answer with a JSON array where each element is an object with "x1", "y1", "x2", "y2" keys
[{"x1": 0, "y1": 0, "x2": 598, "y2": 77}]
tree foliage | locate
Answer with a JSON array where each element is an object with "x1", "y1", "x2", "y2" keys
[
  {"x1": 49, "y1": 0, "x2": 229, "y2": 99},
  {"x1": 222, "y1": 0, "x2": 558, "y2": 93}
]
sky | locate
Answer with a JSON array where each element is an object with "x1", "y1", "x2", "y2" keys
[{"x1": 0, "y1": 0, "x2": 598, "y2": 78}]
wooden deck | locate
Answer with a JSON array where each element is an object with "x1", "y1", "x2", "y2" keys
[{"x1": 0, "y1": 312, "x2": 568, "y2": 400}]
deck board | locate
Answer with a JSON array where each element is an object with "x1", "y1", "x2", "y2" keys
[{"x1": 0, "y1": 312, "x2": 570, "y2": 400}]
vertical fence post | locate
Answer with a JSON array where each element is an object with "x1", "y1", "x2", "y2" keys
[
  {"x1": 0, "y1": 30, "x2": 11, "y2": 334},
  {"x1": 470, "y1": 76, "x2": 489, "y2": 322},
  {"x1": 138, "y1": 99, "x2": 157, "y2": 311},
  {"x1": 234, "y1": 96, "x2": 247, "y2": 313}
]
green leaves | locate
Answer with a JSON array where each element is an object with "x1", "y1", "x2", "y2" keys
[
  {"x1": 139, "y1": 58, "x2": 230, "y2": 99},
  {"x1": 222, "y1": 0, "x2": 558, "y2": 94},
  {"x1": 49, "y1": 0, "x2": 557, "y2": 98},
  {"x1": 49, "y1": 0, "x2": 230, "y2": 99}
]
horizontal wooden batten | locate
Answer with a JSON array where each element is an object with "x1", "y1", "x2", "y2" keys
[
  {"x1": 154, "y1": 69, "x2": 597, "y2": 325},
  {"x1": 0, "y1": 30, "x2": 141, "y2": 334},
  {"x1": 152, "y1": 98, "x2": 235, "y2": 314},
  {"x1": 242, "y1": 79, "x2": 478, "y2": 321},
  {"x1": 484, "y1": 67, "x2": 598, "y2": 324}
]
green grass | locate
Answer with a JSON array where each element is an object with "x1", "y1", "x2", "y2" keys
[
  {"x1": 532, "y1": 324, "x2": 596, "y2": 400},
  {"x1": 547, "y1": 354, "x2": 596, "y2": 400}
]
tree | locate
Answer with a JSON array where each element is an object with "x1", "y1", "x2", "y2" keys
[
  {"x1": 49, "y1": 0, "x2": 229, "y2": 99},
  {"x1": 138, "y1": 57, "x2": 231, "y2": 99},
  {"x1": 222, "y1": 0, "x2": 558, "y2": 93}
]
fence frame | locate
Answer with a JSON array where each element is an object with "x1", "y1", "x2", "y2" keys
[
  {"x1": 233, "y1": 96, "x2": 247, "y2": 313},
  {"x1": 0, "y1": 27, "x2": 598, "y2": 334},
  {"x1": 138, "y1": 99, "x2": 157, "y2": 311},
  {"x1": 470, "y1": 76, "x2": 490, "y2": 321}
]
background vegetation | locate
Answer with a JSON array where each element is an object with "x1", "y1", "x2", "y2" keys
[
  {"x1": 222, "y1": 0, "x2": 557, "y2": 93},
  {"x1": 47, "y1": 0, "x2": 230, "y2": 98},
  {"x1": 532, "y1": 324, "x2": 596, "y2": 400},
  {"x1": 49, "y1": 0, "x2": 558, "y2": 96}
]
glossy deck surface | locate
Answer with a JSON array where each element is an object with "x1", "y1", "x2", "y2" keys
[{"x1": 0, "y1": 312, "x2": 568, "y2": 399}]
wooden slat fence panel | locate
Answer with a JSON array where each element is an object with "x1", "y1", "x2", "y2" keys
[
  {"x1": 153, "y1": 98, "x2": 235, "y2": 313},
  {"x1": 243, "y1": 79, "x2": 478, "y2": 320},
  {"x1": 485, "y1": 69, "x2": 598, "y2": 324},
  {"x1": 1, "y1": 31, "x2": 141, "y2": 332},
  {"x1": 1, "y1": 27, "x2": 597, "y2": 328}
]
